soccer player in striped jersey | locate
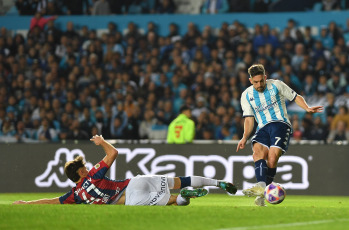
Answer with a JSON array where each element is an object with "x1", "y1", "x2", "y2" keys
[
  {"x1": 14, "y1": 135, "x2": 237, "y2": 205},
  {"x1": 236, "y1": 64, "x2": 323, "y2": 206}
]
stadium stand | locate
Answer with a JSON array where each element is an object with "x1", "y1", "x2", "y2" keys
[{"x1": 0, "y1": 0, "x2": 349, "y2": 143}]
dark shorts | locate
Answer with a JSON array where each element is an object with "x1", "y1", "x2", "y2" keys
[{"x1": 251, "y1": 122, "x2": 292, "y2": 153}]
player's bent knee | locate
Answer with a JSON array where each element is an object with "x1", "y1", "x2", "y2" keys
[{"x1": 267, "y1": 156, "x2": 279, "y2": 168}]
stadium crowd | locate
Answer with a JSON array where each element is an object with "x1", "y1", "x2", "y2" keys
[
  {"x1": 13, "y1": 0, "x2": 349, "y2": 16},
  {"x1": 1, "y1": 5, "x2": 349, "y2": 143}
]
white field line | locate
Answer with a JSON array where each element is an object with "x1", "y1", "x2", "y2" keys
[{"x1": 217, "y1": 219, "x2": 349, "y2": 230}]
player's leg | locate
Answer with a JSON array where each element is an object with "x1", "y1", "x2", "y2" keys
[
  {"x1": 168, "y1": 176, "x2": 237, "y2": 195},
  {"x1": 266, "y1": 122, "x2": 291, "y2": 185},
  {"x1": 252, "y1": 142, "x2": 269, "y2": 186},
  {"x1": 242, "y1": 126, "x2": 270, "y2": 200},
  {"x1": 242, "y1": 142, "x2": 269, "y2": 197},
  {"x1": 166, "y1": 195, "x2": 179, "y2": 205},
  {"x1": 163, "y1": 177, "x2": 206, "y2": 206},
  {"x1": 266, "y1": 147, "x2": 283, "y2": 185}
]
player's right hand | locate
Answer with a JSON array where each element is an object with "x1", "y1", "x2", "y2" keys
[
  {"x1": 236, "y1": 138, "x2": 246, "y2": 152},
  {"x1": 90, "y1": 135, "x2": 104, "y2": 145}
]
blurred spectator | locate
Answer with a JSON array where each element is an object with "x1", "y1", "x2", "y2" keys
[
  {"x1": 327, "y1": 72, "x2": 346, "y2": 96},
  {"x1": 228, "y1": 0, "x2": 250, "y2": 12},
  {"x1": 302, "y1": 74, "x2": 317, "y2": 96},
  {"x1": 67, "y1": 119, "x2": 89, "y2": 140},
  {"x1": 110, "y1": 102, "x2": 128, "y2": 138},
  {"x1": 327, "y1": 120, "x2": 349, "y2": 142},
  {"x1": 291, "y1": 43, "x2": 305, "y2": 71},
  {"x1": 139, "y1": 109, "x2": 157, "y2": 139},
  {"x1": 15, "y1": 120, "x2": 32, "y2": 142},
  {"x1": 16, "y1": 0, "x2": 37, "y2": 15},
  {"x1": 321, "y1": 0, "x2": 341, "y2": 11},
  {"x1": 64, "y1": 0, "x2": 90, "y2": 15},
  {"x1": 253, "y1": 23, "x2": 279, "y2": 52},
  {"x1": 156, "y1": 0, "x2": 176, "y2": 13},
  {"x1": 29, "y1": 12, "x2": 57, "y2": 31},
  {"x1": 317, "y1": 26, "x2": 334, "y2": 50},
  {"x1": 201, "y1": 0, "x2": 229, "y2": 14},
  {"x1": 292, "y1": 118, "x2": 303, "y2": 140},
  {"x1": 92, "y1": 0, "x2": 111, "y2": 15},
  {"x1": 0, "y1": 118, "x2": 16, "y2": 138},
  {"x1": 46, "y1": 0, "x2": 62, "y2": 15},
  {"x1": 303, "y1": 26, "x2": 315, "y2": 50},
  {"x1": 34, "y1": 117, "x2": 58, "y2": 142},
  {"x1": 123, "y1": 0, "x2": 150, "y2": 14},
  {"x1": 308, "y1": 116, "x2": 328, "y2": 141},
  {"x1": 329, "y1": 105, "x2": 349, "y2": 132},
  {"x1": 253, "y1": 0, "x2": 270, "y2": 12}
]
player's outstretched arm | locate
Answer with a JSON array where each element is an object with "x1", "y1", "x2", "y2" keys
[
  {"x1": 90, "y1": 135, "x2": 118, "y2": 167},
  {"x1": 13, "y1": 197, "x2": 60, "y2": 205},
  {"x1": 294, "y1": 95, "x2": 324, "y2": 113},
  {"x1": 236, "y1": 117, "x2": 254, "y2": 152}
]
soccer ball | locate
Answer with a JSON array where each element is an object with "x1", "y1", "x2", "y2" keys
[{"x1": 264, "y1": 182, "x2": 286, "y2": 204}]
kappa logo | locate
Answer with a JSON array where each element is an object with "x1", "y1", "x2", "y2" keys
[
  {"x1": 36, "y1": 148, "x2": 309, "y2": 193},
  {"x1": 114, "y1": 148, "x2": 309, "y2": 193},
  {"x1": 35, "y1": 148, "x2": 93, "y2": 188}
]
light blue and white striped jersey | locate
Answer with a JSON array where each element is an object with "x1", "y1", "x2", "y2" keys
[{"x1": 241, "y1": 79, "x2": 297, "y2": 130}]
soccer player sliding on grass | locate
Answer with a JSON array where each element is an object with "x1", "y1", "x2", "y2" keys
[
  {"x1": 14, "y1": 135, "x2": 237, "y2": 206},
  {"x1": 236, "y1": 64, "x2": 323, "y2": 206}
]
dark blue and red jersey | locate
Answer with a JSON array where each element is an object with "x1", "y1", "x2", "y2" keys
[{"x1": 59, "y1": 160, "x2": 130, "y2": 204}]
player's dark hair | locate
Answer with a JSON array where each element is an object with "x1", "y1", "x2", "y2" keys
[
  {"x1": 64, "y1": 156, "x2": 85, "y2": 183},
  {"x1": 248, "y1": 64, "x2": 265, "y2": 78},
  {"x1": 180, "y1": 105, "x2": 191, "y2": 113}
]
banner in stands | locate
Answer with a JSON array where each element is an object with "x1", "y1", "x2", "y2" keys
[{"x1": 0, "y1": 143, "x2": 348, "y2": 195}]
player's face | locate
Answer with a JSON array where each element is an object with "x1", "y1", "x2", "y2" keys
[
  {"x1": 250, "y1": 75, "x2": 267, "y2": 92},
  {"x1": 78, "y1": 167, "x2": 89, "y2": 178}
]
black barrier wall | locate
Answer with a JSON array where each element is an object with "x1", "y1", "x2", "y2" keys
[{"x1": 0, "y1": 143, "x2": 348, "y2": 195}]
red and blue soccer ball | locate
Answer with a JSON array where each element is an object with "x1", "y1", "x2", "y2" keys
[{"x1": 264, "y1": 182, "x2": 286, "y2": 204}]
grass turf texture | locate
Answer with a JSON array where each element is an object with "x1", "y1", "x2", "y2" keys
[{"x1": 1, "y1": 193, "x2": 349, "y2": 230}]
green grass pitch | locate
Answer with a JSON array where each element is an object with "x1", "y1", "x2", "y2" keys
[{"x1": 1, "y1": 193, "x2": 348, "y2": 230}]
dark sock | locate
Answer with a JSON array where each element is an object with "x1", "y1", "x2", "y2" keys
[
  {"x1": 179, "y1": 176, "x2": 191, "y2": 189},
  {"x1": 266, "y1": 167, "x2": 277, "y2": 185},
  {"x1": 254, "y1": 159, "x2": 267, "y2": 183}
]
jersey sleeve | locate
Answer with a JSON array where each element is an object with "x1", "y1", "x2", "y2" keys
[
  {"x1": 184, "y1": 120, "x2": 195, "y2": 143},
  {"x1": 275, "y1": 80, "x2": 297, "y2": 101},
  {"x1": 241, "y1": 91, "x2": 254, "y2": 117},
  {"x1": 59, "y1": 190, "x2": 76, "y2": 204},
  {"x1": 88, "y1": 160, "x2": 110, "y2": 180}
]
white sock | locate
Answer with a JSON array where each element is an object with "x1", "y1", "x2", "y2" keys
[
  {"x1": 168, "y1": 177, "x2": 175, "y2": 189},
  {"x1": 190, "y1": 176, "x2": 218, "y2": 187},
  {"x1": 176, "y1": 195, "x2": 190, "y2": 206}
]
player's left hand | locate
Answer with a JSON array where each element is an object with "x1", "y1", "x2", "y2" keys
[
  {"x1": 90, "y1": 135, "x2": 104, "y2": 145},
  {"x1": 306, "y1": 106, "x2": 324, "y2": 113}
]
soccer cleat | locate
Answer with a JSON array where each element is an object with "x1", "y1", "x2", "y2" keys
[
  {"x1": 254, "y1": 196, "x2": 267, "y2": 207},
  {"x1": 242, "y1": 183, "x2": 265, "y2": 197},
  {"x1": 218, "y1": 181, "x2": 238, "y2": 195},
  {"x1": 180, "y1": 188, "x2": 208, "y2": 198}
]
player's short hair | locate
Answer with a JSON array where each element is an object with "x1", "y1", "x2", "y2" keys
[
  {"x1": 248, "y1": 64, "x2": 265, "y2": 78},
  {"x1": 64, "y1": 156, "x2": 85, "y2": 182},
  {"x1": 180, "y1": 105, "x2": 191, "y2": 113}
]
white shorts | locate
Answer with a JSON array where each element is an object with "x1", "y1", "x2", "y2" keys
[{"x1": 125, "y1": 175, "x2": 171, "y2": 206}]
